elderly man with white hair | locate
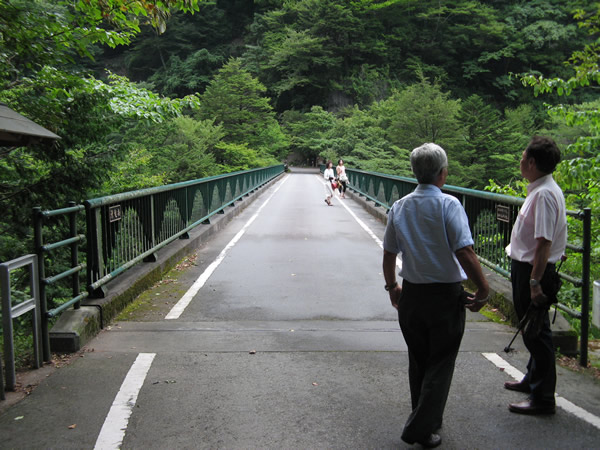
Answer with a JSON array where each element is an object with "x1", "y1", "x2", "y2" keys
[{"x1": 382, "y1": 143, "x2": 489, "y2": 448}]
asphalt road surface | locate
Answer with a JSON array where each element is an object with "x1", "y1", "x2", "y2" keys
[{"x1": 1, "y1": 169, "x2": 599, "y2": 449}]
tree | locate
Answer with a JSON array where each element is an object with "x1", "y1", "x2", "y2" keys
[
  {"x1": 281, "y1": 106, "x2": 337, "y2": 166},
  {"x1": 327, "y1": 106, "x2": 411, "y2": 176},
  {"x1": 0, "y1": 0, "x2": 204, "y2": 89},
  {"x1": 196, "y1": 58, "x2": 289, "y2": 166},
  {"x1": 244, "y1": 0, "x2": 387, "y2": 110},
  {"x1": 110, "y1": 116, "x2": 222, "y2": 190},
  {"x1": 376, "y1": 75, "x2": 462, "y2": 159},
  {"x1": 148, "y1": 50, "x2": 225, "y2": 97},
  {"x1": 488, "y1": 5, "x2": 600, "y2": 325},
  {"x1": 455, "y1": 95, "x2": 526, "y2": 188}
]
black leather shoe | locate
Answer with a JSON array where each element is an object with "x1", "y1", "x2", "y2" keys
[
  {"x1": 504, "y1": 380, "x2": 530, "y2": 393},
  {"x1": 508, "y1": 399, "x2": 556, "y2": 415},
  {"x1": 417, "y1": 433, "x2": 442, "y2": 448},
  {"x1": 403, "y1": 433, "x2": 442, "y2": 448}
]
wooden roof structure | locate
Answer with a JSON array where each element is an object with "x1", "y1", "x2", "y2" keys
[{"x1": 0, "y1": 102, "x2": 61, "y2": 147}]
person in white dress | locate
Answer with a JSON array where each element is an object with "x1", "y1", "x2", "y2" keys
[
  {"x1": 323, "y1": 161, "x2": 335, "y2": 206},
  {"x1": 336, "y1": 159, "x2": 348, "y2": 198}
]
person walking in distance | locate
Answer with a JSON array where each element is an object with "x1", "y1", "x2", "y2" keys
[
  {"x1": 336, "y1": 159, "x2": 348, "y2": 198},
  {"x1": 382, "y1": 143, "x2": 489, "y2": 448},
  {"x1": 504, "y1": 136, "x2": 567, "y2": 415},
  {"x1": 323, "y1": 161, "x2": 335, "y2": 206}
]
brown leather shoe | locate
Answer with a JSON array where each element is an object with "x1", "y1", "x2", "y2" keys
[
  {"x1": 508, "y1": 399, "x2": 556, "y2": 415},
  {"x1": 504, "y1": 380, "x2": 530, "y2": 393}
]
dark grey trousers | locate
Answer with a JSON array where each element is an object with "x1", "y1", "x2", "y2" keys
[{"x1": 398, "y1": 280, "x2": 465, "y2": 442}]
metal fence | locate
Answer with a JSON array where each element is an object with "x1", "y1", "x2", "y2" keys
[
  {"x1": 85, "y1": 165, "x2": 284, "y2": 297},
  {"x1": 13, "y1": 165, "x2": 284, "y2": 366},
  {"x1": 0, "y1": 254, "x2": 42, "y2": 393},
  {"x1": 343, "y1": 167, "x2": 592, "y2": 366}
]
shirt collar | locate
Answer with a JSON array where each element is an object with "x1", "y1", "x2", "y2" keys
[
  {"x1": 527, "y1": 174, "x2": 553, "y2": 195},
  {"x1": 416, "y1": 183, "x2": 443, "y2": 194}
]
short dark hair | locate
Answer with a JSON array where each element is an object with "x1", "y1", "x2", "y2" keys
[{"x1": 525, "y1": 136, "x2": 561, "y2": 174}]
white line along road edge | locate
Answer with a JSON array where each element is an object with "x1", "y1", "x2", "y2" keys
[
  {"x1": 94, "y1": 353, "x2": 156, "y2": 450},
  {"x1": 483, "y1": 352, "x2": 600, "y2": 430},
  {"x1": 329, "y1": 177, "x2": 402, "y2": 272},
  {"x1": 166, "y1": 175, "x2": 289, "y2": 320}
]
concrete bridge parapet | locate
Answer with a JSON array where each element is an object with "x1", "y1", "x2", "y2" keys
[{"x1": 49, "y1": 175, "x2": 285, "y2": 352}]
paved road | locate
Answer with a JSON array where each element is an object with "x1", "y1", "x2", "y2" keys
[{"x1": 1, "y1": 169, "x2": 599, "y2": 449}]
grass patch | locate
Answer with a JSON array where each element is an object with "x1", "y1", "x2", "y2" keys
[
  {"x1": 479, "y1": 304, "x2": 510, "y2": 325},
  {"x1": 115, "y1": 252, "x2": 198, "y2": 321}
]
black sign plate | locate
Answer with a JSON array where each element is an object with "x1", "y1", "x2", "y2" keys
[
  {"x1": 109, "y1": 205, "x2": 122, "y2": 222},
  {"x1": 496, "y1": 205, "x2": 510, "y2": 223}
]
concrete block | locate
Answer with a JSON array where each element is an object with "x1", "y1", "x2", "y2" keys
[{"x1": 50, "y1": 307, "x2": 101, "y2": 353}]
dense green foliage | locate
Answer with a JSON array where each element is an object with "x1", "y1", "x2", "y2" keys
[
  {"x1": 487, "y1": 4, "x2": 600, "y2": 326},
  {"x1": 1, "y1": 0, "x2": 599, "y2": 349}
]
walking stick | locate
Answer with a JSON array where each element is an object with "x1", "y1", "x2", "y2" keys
[{"x1": 504, "y1": 305, "x2": 532, "y2": 353}]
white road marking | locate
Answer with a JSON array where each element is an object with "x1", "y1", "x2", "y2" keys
[
  {"x1": 322, "y1": 176, "x2": 402, "y2": 271},
  {"x1": 94, "y1": 353, "x2": 156, "y2": 450},
  {"x1": 166, "y1": 175, "x2": 289, "y2": 319},
  {"x1": 483, "y1": 352, "x2": 600, "y2": 430}
]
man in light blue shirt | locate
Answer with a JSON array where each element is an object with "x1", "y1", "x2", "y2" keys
[{"x1": 382, "y1": 143, "x2": 489, "y2": 448}]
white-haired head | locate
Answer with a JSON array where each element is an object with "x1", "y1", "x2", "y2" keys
[{"x1": 410, "y1": 143, "x2": 448, "y2": 184}]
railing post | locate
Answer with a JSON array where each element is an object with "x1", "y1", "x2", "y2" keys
[
  {"x1": 33, "y1": 207, "x2": 51, "y2": 362},
  {"x1": 1, "y1": 262, "x2": 14, "y2": 389},
  {"x1": 68, "y1": 201, "x2": 81, "y2": 309},
  {"x1": 1, "y1": 255, "x2": 42, "y2": 390},
  {"x1": 143, "y1": 195, "x2": 157, "y2": 262},
  {"x1": 580, "y1": 207, "x2": 591, "y2": 367},
  {"x1": 85, "y1": 202, "x2": 107, "y2": 298}
]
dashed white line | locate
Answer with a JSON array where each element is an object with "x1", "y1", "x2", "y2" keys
[
  {"x1": 94, "y1": 353, "x2": 156, "y2": 450},
  {"x1": 483, "y1": 352, "x2": 600, "y2": 430},
  {"x1": 166, "y1": 175, "x2": 289, "y2": 319}
]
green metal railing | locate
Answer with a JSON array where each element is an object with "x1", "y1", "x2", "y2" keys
[
  {"x1": 85, "y1": 165, "x2": 284, "y2": 296},
  {"x1": 343, "y1": 167, "x2": 592, "y2": 366},
  {"x1": 25, "y1": 165, "x2": 283, "y2": 363},
  {"x1": 33, "y1": 202, "x2": 86, "y2": 361}
]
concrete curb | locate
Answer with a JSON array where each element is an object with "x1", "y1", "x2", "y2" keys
[
  {"x1": 49, "y1": 175, "x2": 285, "y2": 352},
  {"x1": 345, "y1": 188, "x2": 578, "y2": 356}
]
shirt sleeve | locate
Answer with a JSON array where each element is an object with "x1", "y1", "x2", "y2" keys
[
  {"x1": 534, "y1": 190, "x2": 559, "y2": 242},
  {"x1": 383, "y1": 203, "x2": 400, "y2": 254},
  {"x1": 444, "y1": 198, "x2": 474, "y2": 251}
]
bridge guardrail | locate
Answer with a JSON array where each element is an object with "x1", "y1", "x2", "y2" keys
[
  {"x1": 325, "y1": 166, "x2": 592, "y2": 366},
  {"x1": 1, "y1": 254, "x2": 42, "y2": 392},
  {"x1": 84, "y1": 165, "x2": 284, "y2": 297},
  {"x1": 0, "y1": 166, "x2": 284, "y2": 374}
]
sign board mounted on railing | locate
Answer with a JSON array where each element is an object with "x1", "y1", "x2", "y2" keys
[
  {"x1": 109, "y1": 205, "x2": 122, "y2": 222},
  {"x1": 496, "y1": 205, "x2": 511, "y2": 223}
]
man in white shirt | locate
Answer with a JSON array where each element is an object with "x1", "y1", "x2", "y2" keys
[
  {"x1": 382, "y1": 143, "x2": 489, "y2": 448},
  {"x1": 505, "y1": 136, "x2": 567, "y2": 415}
]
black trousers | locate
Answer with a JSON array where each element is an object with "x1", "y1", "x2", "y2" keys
[
  {"x1": 398, "y1": 280, "x2": 465, "y2": 442},
  {"x1": 511, "y1": 259, "x2": 556, "y2": 405}
]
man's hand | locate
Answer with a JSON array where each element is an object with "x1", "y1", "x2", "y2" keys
[
  {"x1": 531, "y1": 284, "x2": 548, "y2": 307},
  {"x1": 388, "y1": 285, "x2": 402, "y2": 310},
  {"x1": 463, "y1": 291, "x2": 488, "y2": 312},
  {"x1": 455, "y1": 245, "x2": 490, "y2": 312}
]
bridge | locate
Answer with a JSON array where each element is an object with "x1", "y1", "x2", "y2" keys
[{"x1": 1, "y1": 168, "x2": 599, "y2": 448}]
